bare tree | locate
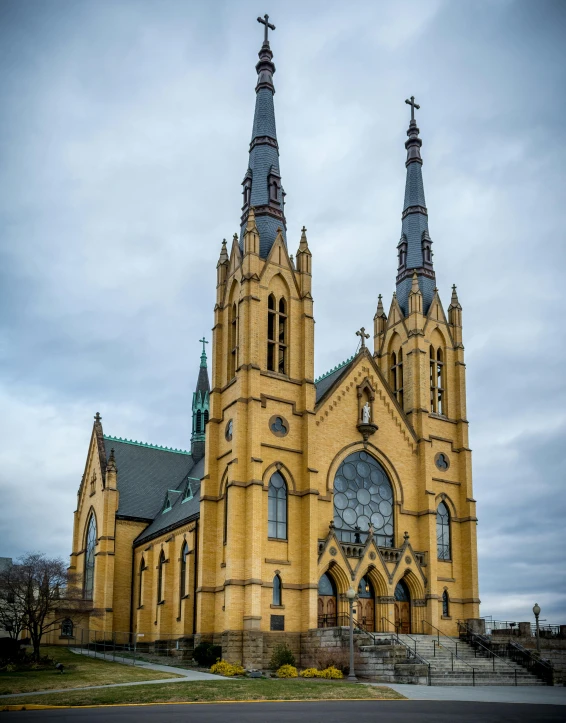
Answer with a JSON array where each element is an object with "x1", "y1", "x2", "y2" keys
[{"x1": 0, "y1": 553, "x2": 87, "y2": 661}]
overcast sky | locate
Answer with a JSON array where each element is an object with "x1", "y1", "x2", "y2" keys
[{"x1": 0, "y1": 0, "x2": 564, "y2": 625}]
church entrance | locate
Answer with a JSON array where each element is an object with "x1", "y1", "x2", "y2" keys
[
  {"x1": 356, "y1": 574, "x2": 375, "y2": 631},
  {"x1": 394, "y1": 579, "x2": 411, "y2": 634},
  {"x1": 317, "y1": 572, "x2": 338, "y2": 627}
]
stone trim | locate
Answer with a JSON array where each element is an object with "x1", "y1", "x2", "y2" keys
[
  {"x1": 432, "y1": 477, "x2": 461, "y2": 486},
  {"x1": 261, "y1": 442, "x2": 303, "y2": 454},
  {"x1": 265, "y1": 558, "x2": 290, "y2": 565}
]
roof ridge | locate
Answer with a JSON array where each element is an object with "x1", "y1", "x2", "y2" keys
[
  {"x1": 103, "y1": 435, "x2": 191, "y2": 456},
  {"x1": 314, "y1": 355, "x2": 355, "y2": 384}
]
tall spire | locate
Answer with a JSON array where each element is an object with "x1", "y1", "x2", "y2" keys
[
  {"x1": 191, "y1": 338, "x2": 210, "y2": 461},
  {"x1": 395, "y1": 96, "x2": 436, "y2": 316},
  {"x1": 240, "y1": 15, "x2": 286, "y2": 258}
]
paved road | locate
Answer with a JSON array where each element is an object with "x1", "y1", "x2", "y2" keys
[
  {"x1": 386, "y1": 683, "x2": 566, "y2": 705},
  {"x1": 2, "y1": 701, "x2": 566, "y2": 722}
]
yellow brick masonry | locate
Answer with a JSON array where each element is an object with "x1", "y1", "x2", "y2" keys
[{"x1": 54, "y1": 211, "x2": 478, "y2": 648}]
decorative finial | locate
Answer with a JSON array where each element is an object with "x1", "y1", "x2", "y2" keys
[
  {"x1": 257, "y1": 13, "x2": 276, "y2": 44},
  {"x1": 405, "y1": 95, "x2": 420, "y2": 122},
  {"x1": 233, "y1": 232, "x2": 239, "y2": 242},
  {"x1": 107, "y1": 447, "x2": 116, "y2": 472},
  {"x1": 329, "y1": 520, "x2": 335, "y2": 532},
  {"x1": 356, "y1": 327, "x2": 370, "y2": 349},
  {"x1": 94, "y1": 412, "x2": 102, "y2": 424},
  {"x1": 403, "y1": 531, "x2": 410, "y2": 542},
  {"x1": 199, "y1": 337, "x2": 209, "y2": 368}
]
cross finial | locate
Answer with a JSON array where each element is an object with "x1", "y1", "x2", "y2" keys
[
  {"x1": 94, "y1": 412, "x2": 102, "y2": 424},
  {"x1": 199, "y1": 337, "x2": 208, "y2": 355},
  {"x1": 356, "y1": 327, "x2": 370, "y2": 349},
  {"x1": 257, "y1": 14, "x2": 275, "y2": 43},
  {"x1": 405, "y1": 95, "x2": 420, "y2": 122}
]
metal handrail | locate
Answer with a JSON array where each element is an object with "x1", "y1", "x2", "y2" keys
[
  {"x1": 379, "y1": 617, "x2": 430, "y2": 668},
  {"x1": 456, "y1": 620, "x2": 522, "y2": 679},
  {"x1": 422, "y1": 619, "x2": 460, "y2": 655}
]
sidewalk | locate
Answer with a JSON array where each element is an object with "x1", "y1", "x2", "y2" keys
[{"x1": 383, "y1": 683, "x2": 566, "y2": 705}]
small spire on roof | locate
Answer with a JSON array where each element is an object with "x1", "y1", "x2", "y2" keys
[
  {"x1": 199, "y1": 337, "x2": 209, "y2": 368},
  {"x1": 246, "y1": 207, "x2": 258, "y2": 232},
  {"x1": 107, "y1": 448, "x2": 117, "y2": 472},
  {"x1": 94, "y1": 412, "x2": 102, "y2": 424},
  {"x1": 218, "y1": 238, "x2": 228, "y2": 264}
]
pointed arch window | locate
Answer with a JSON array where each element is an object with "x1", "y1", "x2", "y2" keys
[
  {"x1": 138, "y1": 557, "x2": 146, "y2": 608},
  {"x1": 442, "y1": 589, "x2": 450, "y2": 617},
  {"x1": 180, "y1": 542, "x2": 189, "y2": 602},
  {"x1": 228, "y1": 303, "x2": 238, "y2": 380},
  {"x1": 196, "y1": 410, "x2": 202, "y2": 433},
  {"x1": 391, "y1": 349, "x2": 404, "y2": 406},
  {"x1": 83, "y1": 514, "x2": 96, "y2": 600},
  {"x1": 437, "y1": 501, "x2": 451, "y2": 560},
  {"x1": 204, "y1": 410, "x2": 209, "y2": 427},
  {"x1": 267, "y1": 294, "x2": 288, "y2": 374},
  {"x1": 223, "y1": 487, "x2": 229, "y2": 545},
  {"x1": 268, "y1": 471, "x2": 287, "y2": 540},
  {"x1": 157, "y1": 550, "x2": 166, "y2": 603},
  {"x1": 272, "y1": 574, "x2": 282, "y2": 606},
  {"x1": 430, "y1": 346, "x2": 445, "y2": 415}
]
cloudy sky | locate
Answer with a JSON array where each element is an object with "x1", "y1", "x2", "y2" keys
[{"x1": 0, "y1": 0, "x2": 564, "y2": 624}]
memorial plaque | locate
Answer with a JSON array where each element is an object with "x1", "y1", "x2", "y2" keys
[{"x1": 270, "y1": 615, "x2": 285, "y2": 631}]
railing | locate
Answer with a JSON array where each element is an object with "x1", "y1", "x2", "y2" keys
[
  {"x1": 457, "y1": 620, "x2": 529, "y2": 685},
  {"x1": 379, "y1": 616, "x2": 431, "y2": 684},
  {"x1": 508, "y1": 641, "x2": 554, "y2": 685},
  {"x1": 482, "y1": 617, "x2": 564, "y2": 638}
]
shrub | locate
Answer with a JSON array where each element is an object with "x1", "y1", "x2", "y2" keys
[
  {"x1": 299, "y1": 667, "x2": 319, "y2": 678},
  {"x1": 193, "y1": 642, "x2": 222, "y2": 667},
  {"x1": 210, "y1": 659, "x2": 245, "y2": 677},
  {"x1": 314, "y1": 647, "x2": 358, "y2": 675},
  {"x1": 276, "y1": 664, "x2": 298, "y2": 678},
  {"x1": 3, "y1": 663, "x2": 17, "y2": 672},
  {"x1": 270, "y1": 642, "x2": 296, "y2": 670},
  {"x1": 319, "y1": 666, "x2": 343, "y2": 679}
]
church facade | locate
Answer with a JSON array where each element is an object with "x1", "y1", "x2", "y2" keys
[{"x1": 57, "y1": 19, "x2": 480, "y2": 664}]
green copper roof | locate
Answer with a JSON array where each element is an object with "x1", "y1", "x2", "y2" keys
[
  {"x1": 315, "y1": 355, "x2": 355, "y2": 384},
  {"x1": 104, "y1": 435, "x2": 191, "y2": 456}
]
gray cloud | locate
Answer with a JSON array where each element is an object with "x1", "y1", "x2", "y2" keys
[{"x1": 0, "y1": 0, "x2": 564, "y2": 624}]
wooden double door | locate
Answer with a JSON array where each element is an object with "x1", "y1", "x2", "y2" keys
[
  {"x1": 318, "y1": 595, "x2": 337, "y2": 627},
  {"x1": 394, "y1": 601, "x2": 411, "y2": 634},
  {"x1": 356, "y1": 598, "x2": 375, "y2": 631}
]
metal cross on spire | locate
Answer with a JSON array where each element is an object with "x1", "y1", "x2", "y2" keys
[
  {"x1": 199, "y1": 337, "x2": 209, "y2": 355},
  {"x1": 356, "y1": 327, "x2": 370, "y2": 349},
  {"x1": 257, "y1": 13, "x2": 275, "y2": 43},
  {"x1": 405, "y1": 95, "x2": 420, "y2": 121}
]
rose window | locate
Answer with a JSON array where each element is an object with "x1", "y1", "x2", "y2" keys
[{"x1": 333, "y1": 451, "x2": 394, "y2": 547}]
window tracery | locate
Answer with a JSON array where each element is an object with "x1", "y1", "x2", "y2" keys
[
  {"x1": 83, "y1": 514, "x2": 96, "y2": 600},
  {"x1": 268, "y1": 471, "x2": 287, "y2": 539},
  {"x1": 430, "y1": 345, "x2": 445, "y2": 415},
  {"x1": 437, "y1": 501, "x2": 451, "y2": 560},
  {"x1": 390, "y1": 349, "x2": 404, "y2": 406},
  {"x1": 267, "y1": 293, "x2": 288, "y2": 374}
]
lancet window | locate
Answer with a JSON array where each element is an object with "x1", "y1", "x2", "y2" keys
[
  {"x1": 157, "y1": 550, "x2": 166, "y2": 603},
  {"x1": 267, "y1": 294, "x2": 288, "y2": 374},
  {"x1": 180, "y1": 542, "x2": 189, "y2": 600},
  {"x1": 268, "y1": 471, "x2": 287, "y2": 539},
  {"x1": 83, "y1": 514, "x2": 96, "y2": 600},
  {"x1": 272, "y1": 574, "x2": 282, "y2": 606},
  {"x1": 442, "y1": 590, "x2": 450, "y2": 617},
  {"x1": 390, "y1": 349, "x2": 404, "y2": 406},
  {"x1": 437, "y1": 502, "x2": 451, "y2": 560},
  {"x1": 228, "y1": 303, "x2": 238, "y2": 380},
  {"x1": 138, "y1": 557, "x2": 145, "y2": 608},
  {"x1": 430, "y1": 346, "x2": 445, "y2": 415}
]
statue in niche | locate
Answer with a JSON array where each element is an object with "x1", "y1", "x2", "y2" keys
[{"x1": 362, "y1": 401, "x2": 371, "y2": 424}]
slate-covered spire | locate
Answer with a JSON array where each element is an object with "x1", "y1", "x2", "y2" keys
[
  {"x1": 191, "y1": 338, "x2": 210, "y2": 461},
  {"x1": 395, "y1": 96, "x2": 436, "y2": 316},
  {"x1": 240, "y1": 15, "x2": 286, "y2": 258}
]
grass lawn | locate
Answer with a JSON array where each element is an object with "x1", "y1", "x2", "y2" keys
[
  {"x1": 2, "y1": 679, "x2": 405, "y2": 708},
  {"x1": 0, "y1": 646, "x2": 183, "y2": 695}
]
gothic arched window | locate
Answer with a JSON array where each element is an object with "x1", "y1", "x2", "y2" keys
[
  {"x1": 333, "y1": 451, "x2": 394, "y2": 548},
  {"x1": 442, "y1": 589, "x2": 450, "y2": 617},
  {"x1": 228, "y1": 303, "x2": 238, "y2": 380},
  {"x1": 180, "y1": 542, "x2": 189, "y2": 602},
  {"x1": 196, "y1": 410, "x2": 202, "y2": 433},
  {"x1": 138, "y1": 557, "x2": 145, "y2": 608},
  {"x1": 391, "y1": 349, "x2": 403, "y2": 406},
  {"x1": 268, "y1": 471, "x2": 287, "y2": 539},
  {"x1": 273, "y1": 574, "x2": 282, "y2": 606},
  {"x1": 157, "y1": 550, "x2": 166, "y2": 603},
  {"x1": 437, "y1": 502, "x2": 451, "y2": 560},
  {"x1": 430, "y1": 346, "x2": 445, "y2": 415},
  {"x1": 267, "y1": 294, "x2": 288, "y2": 374},
  {"x1": 83, "y1": 514, "x2": 96, "y2": 600},
  {"x1": 204, "y1": 410, "x2": 209, "y2": 427}
]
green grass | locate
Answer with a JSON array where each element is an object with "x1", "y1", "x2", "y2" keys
[
  {"x1": 2, "y1": 679, "x2": 405, "y2": 708},
  {"x1": 0, "y1": 646, "x2": 183, "y2": 695}
]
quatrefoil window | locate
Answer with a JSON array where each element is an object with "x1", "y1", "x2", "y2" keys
[{"x1": 269, "y1": 415, "x2": 289, "y2": 438}]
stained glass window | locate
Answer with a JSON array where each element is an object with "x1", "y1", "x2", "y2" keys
[
  {"x1": 333, "y1": 451, "x2": 394, "y2": 547},
  {"x1": 394, "y1": 579, "x2": 410, "y2": 602},
  {"x1": 180, "y1": 542, "x2": 189, "y2": 599},
  {"x1": 442, "y1": 590, "x2": 450, "y2": 617},
  {"x1": 84, "y1": 514, "x2": 96, "y2": 600},
  {"x1": 268, "y1": 471, "x2": 287, "y2": 539},
  {"x1": 437, "y1": 502, "x2": 451, "y2": 560},
  {"x1": 358, "y1": 575, "x2": 372, "y2": 599},
  {"x1": 138, "y1": 557, "x2": 145, "y2": 608},
  {"x1": 318, "y1": 573, "x2": 336, "y2": 596},
  {"x1": 157, "y1": 550, "x2": 166, "y2": 603}
]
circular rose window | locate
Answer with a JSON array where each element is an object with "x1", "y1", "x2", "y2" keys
[{"x1": 333, "y1": 451, "x2": 394, "y2": 548}]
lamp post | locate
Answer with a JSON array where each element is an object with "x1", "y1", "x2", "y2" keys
[
  {"x1": 533, "y1": 603, "x2": 541, "y2": 652},
  {"x1": 346, "y1": 587, "x2": 358, "y2": 683}
]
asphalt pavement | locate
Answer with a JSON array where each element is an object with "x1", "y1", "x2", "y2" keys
[{"x1": 2, "y1": 701, "x2": 566, "y2": 722}]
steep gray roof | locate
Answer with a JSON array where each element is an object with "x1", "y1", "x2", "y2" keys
[
  {"x1": 315, "y1": 357, "x2": 355, "y2": 405},
  {"x1": 134, "y1": 456, "x2": 205, "y2": 545},
  {"x1": 103, "y1": 437, "x2": 196, "y2": 521}
]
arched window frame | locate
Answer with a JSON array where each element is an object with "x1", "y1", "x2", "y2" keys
[
  {"x1": 442, "y1": 589, "x2": 450, "y2": 617},
  {"x1": 430, "y1": 345, "x2": 446, "y2": 415},
  {"x1": 83, "y1": 513, "x2": 97, "y2": 600},
  {"x1": 267, "y1": 293, "x2": 288, "y2": 375},
  {"x1": 228, "y1": 302, "x2": 238, "y2": 380},
  {"x1": 204, "y1": 410, "x2": 209, "y2": 427},
  {"x1": 272, "y1": 574, "x2": 282, "y2": 606},
  {"x1": 437, "y1": 501, "x2": 451, "y2": 561},
  {"x1": 157, "y1": 550, "x2": 166, "y2": 604},
  {"x1": 179, "y1": 542, "x2": 189, "y2": 615},
  {"x1": 223, "y1": 487, "x2": 229, "y2": 546},
  {"x1": 390, "y1": 349, "x2": 404, "y2": 406},
  {"x1": 196, "y1": 410, "x2": 202, "y2": 433},
  {"x1": 138, "y1": 557, "x2": 146, "y2": 608},
  {"x1": 268, "y1": 471, "x2": 287, "y2": 540}
]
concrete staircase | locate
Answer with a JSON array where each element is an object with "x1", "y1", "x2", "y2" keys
[{"x1": 397, "y1": 634, "x2": 546, "y2": 686}]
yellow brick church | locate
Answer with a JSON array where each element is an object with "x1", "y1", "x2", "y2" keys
[{"x1": 56, "y1": 17, "x2": 480, "y2": 666}]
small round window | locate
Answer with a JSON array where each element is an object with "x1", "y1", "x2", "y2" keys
[
  {"x1": 269, "y1": 415, "x2": 288, "y2": 437},
  {"x1": 435, "y1": 453, "x2": 450, "y2": 471},
  {"x1": 225, "y1": 419, "x2": 233, "y2": 442}
]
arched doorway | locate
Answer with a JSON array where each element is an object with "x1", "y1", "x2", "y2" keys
[
  {"x1": 356, "y1": 575, "x2": 375, "y2": 631},
  {"x1": 318, "y1": 572, "x2": 338, "y2": 628},
  {"x1": 394, "y1": 579, "x2": 411, "y2": 634}
]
